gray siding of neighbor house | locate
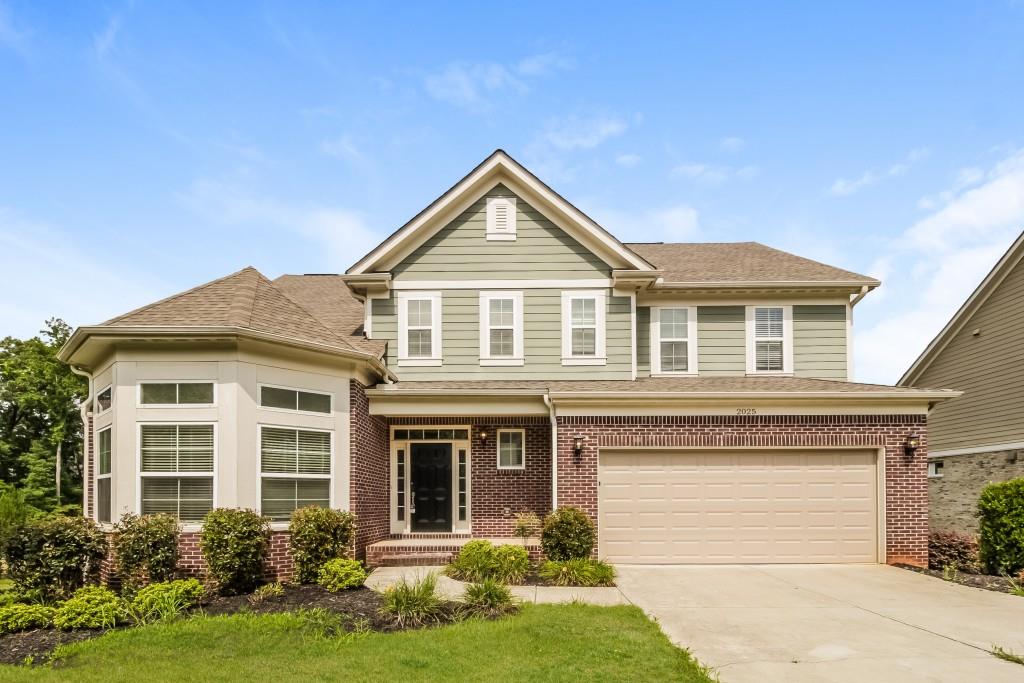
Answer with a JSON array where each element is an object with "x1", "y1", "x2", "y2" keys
[
  {"x1": 793, "y1": 305, "x2": 848, "y2": 380},
  {"x1": 911, "y1": 257, "x2": 1024, "y2": 452}
]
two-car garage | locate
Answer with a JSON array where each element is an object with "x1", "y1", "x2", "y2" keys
[{"x1": 598, "y1": 449, "x2": 880, "y2": 564}]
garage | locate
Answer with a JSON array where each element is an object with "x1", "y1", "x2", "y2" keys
[{"x1": 598, "y1": 449, "x2": 879, "y2": 564}]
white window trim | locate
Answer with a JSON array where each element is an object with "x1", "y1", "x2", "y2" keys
[
  {"x1": 927, "y1": 461, "x2": 944, "y2": 478},
  {"x1": 561, "y1": 290, "x2": 607, "y2": 365},
  {"x1": 650, "y1": 306, "x2": 698, "y2": 376},
  {"x1": 256, "y1": 423, "x2": 334, "y2": 525},
  {"x1": 745, "y1": 305, "x2": 794, "y2": 375},
  {"x1": 397, "y1": 291, "x2": 443, "y2": 366},
  {"x1": 256, "y1": 383, "x2": 334, "y2": 416},
  {"x1": 135, "y1": 422, "x2": 218, "y2": 523},
  {"x1": 136, "y1": 381, "x2": 217, "y2": 408},
  {"x1": 496, "y1": 428, "x2": 526, "y2": 470},
  {"x1": 95, "y1": 384, "x2": 113, "y2": 416},
  {"x1": 485, "y1": 196, "x2": 517, "y2": 241},
  {"x1": 479, "y1": 291, "x2": 524, "y2": 366},
  {"x1": 96, "y1": 427, "x2": 113, "y2": 523}
]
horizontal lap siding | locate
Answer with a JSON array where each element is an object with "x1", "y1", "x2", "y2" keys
[
  {"x1": 794, "y1": 305, "x2": 848, "y2": 380},
  {"x1": 697, "y1": 306, "x2": 745, "y2": 375}
]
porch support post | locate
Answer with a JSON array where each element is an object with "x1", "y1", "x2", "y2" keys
[{"x1": 544, "y1": 393, "x2": 557, "y2": 510}]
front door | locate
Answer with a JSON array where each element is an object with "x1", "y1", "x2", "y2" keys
[{"x1": 411, "y1": 443, "x2": 452, "y2": 532}]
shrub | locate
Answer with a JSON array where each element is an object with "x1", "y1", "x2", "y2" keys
[
  {"x1": 317, "y1": 558, "x2": 367, "y2": 592},
  {"x1": 492, "y1": 545, "x2": 530, "y2": 584},
  {"x1": 199, "y1": 508, "x2": 269, "y2": 595},
  {"x1": 929, "y1": 530, "x2": 980, "y2": 573},
  {"x1": 289, "y1": 507, "x2": 356, "y2": 584},
  {"x1": 0, "y1": 488, "x2": 36, "y2": 546},
  {"x1": 1, "y1": 516, "x2": 106, "y2": 599},
  {"x1": 53, "y1": 586, "x2": 126, "y2": 630},
  {"x1": 113, "y1": 513, "x2": 180, "y2": 590},
  {"x1": 0, "y1": 603, "x2": 56, "y2": 634},
  {"x1": 445, "y1": 541, "x2": 530, "y2": 584},
  {"x1": 539, "y1": 559, "x2": 616, "y2": 587},
  {"x1": 379, "y1": 573, "x2": 443, "y2": 627},
  {"x1": 129, "y1": 579, "x2": 204, "y2": 623},
  {"x1": 513, "y1": 512, "x2": 540, "y2": 543},
  {"x1": 462, "y1": 579, "x2": 515, "y2": 617},
  {"x1": 248, "y1": 582, "x2": 285, "y2": 605},
  {"x1": 540, "y1": 507, "x2": 595, "y2": 561},
  {"x1": 978, "y1": 478, "x2": 1024, "y2": 576}
]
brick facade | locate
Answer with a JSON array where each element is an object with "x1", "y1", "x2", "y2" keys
[
  {"x1": 555, "y1": 414, "x2": 930, "y2": 567},
  {"x1": 349, "y1": 380, "x2": 390, "y2": 559},
  {"x1": 929, "y1": 449, "x2": 1024, "y2": 534}
]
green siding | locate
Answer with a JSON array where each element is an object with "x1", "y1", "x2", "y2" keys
[
  {"x1": 697, "y1": 306, "x2": 746, "y2": 375},
  {"x1": 636, "y1": 306, "x2": 651, "y2": 376},
  {"x1": 793, "y1": 305, "x2": 848, "y2": 379},
  {"x1": 391, "y1": 185, "x2": 611, "y2": 280}
]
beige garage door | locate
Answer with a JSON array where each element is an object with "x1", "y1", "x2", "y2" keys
[{"x1": 599, "y1": 449, "x2": 878, "y2": 564}]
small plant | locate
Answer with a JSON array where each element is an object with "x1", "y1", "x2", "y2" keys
[
  {"x1": 317, "y1": 558, "x2": 367, "y2": 592},
  {"x1": 0, "y1": 603, "x2": 56, "y2": 634},
  {"x1": 978, "y1": 478, "x2": 1024, "y2": 576},
  {"x1": 539, "y1": 558, "x2": 616, "y2": 587},
  {"x1": 462, "y1": 579, "x2": 515, "y2": 618},
  {"x1": 1, "y1": 516, "x2": 107, "y2": 600},
  {"x1": 53, "y1": 586, "x2": 126, "y2": 630},
  {"x1": 1003, "y1": 573, "x2": 1024, "y2": 598},
  {"x1": 492, "y1": 545, "x2": 529, "y2": 584},
  {"x1": 992, "y1": 646, "x2": 1024, "y2": 666},
  {"x1": 199, "y1": 508, "x2": 270, "y2": 595},
  {"x1": 129, "y1": 579, "x2": 204, "y2": 623},
  {"x1": 929, "y1": 530, "x2": 980, "y2": 573},
  {"x1": 942, "y1": 564, "x2": 960, "y2": 582},
  {"x1": 289, "y1": 507, "x2": 357, "y2": 584},
  {"x1": 541, "y1": 507, "x2": 596, "y2": 561},
  {"x1": 248, "y1": 582, "x2": 285, "y2": 605},
  {"x1": 379, "y1": 573, "x2": 443, "y2": 627},
  {"x1": 113, "y1": 513, "x2": 180, "y2": 590},
  {"x1": 445, "y1": 541, "x2": 529, "y2": 584},
  {"x1": 513, "y1": 512, "x2": 540, "y2": 545}
]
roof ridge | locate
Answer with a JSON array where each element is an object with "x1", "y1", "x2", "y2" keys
[
  {"x1": 103, "y1": 266, "x2": 261, "y2": 325},
  {"x1": 230, "y1": 267, "x2": 261, "y2": 328}
]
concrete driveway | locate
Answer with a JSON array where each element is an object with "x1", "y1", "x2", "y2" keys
[{"x1": 615, "y1": 564, "x2": 1024, "y2": 682}]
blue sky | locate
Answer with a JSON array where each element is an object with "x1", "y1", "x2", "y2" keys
[{"x1": 2, "y1": 1, "x2": 1023, "y2": 383}]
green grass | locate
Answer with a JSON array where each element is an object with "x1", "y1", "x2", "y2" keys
[{"x1": 0, "y1": 604, "x2": 713, "y2": 682}]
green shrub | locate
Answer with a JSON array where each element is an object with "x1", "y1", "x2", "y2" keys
[
  {"x1": 380, "y1": 573, "x2": 443, "y2": 627},
  {"x1": 113, "y1": 513, "x2": 180, "y2": 590},
  {"x1": 445, "y1": 541, "x2": 530, "y2": 584},
  {"x1": 53, "y1": 586, "x2": 126, "y2": 630},
  {"x1": 199, "y1": 508, "x2": 269, "y2": 595},
  {"x1": 0, "y1": 488, "x2": 37, "y2": 547},
  {"x1": 1, "y1": 516, "x2": 107, "y2": 599},
  {"x1": 317, "y1": 558, "x2": 367, "y2": 592},
  {"x1": 540, "y1": 507, "x2": 596, "y2": 561},
  {"x1": 289, "y1": 507, "x2": 356, "y2": 584},
  {"x1": 978, "y1": 478, "x2": 1024, "y2": 575},
  {"x1": 929, "y1": 530, "x2": 980, "y2": 573},
  {"x1": 462, "y1": 578, "x2": 515, "y2": 617},
  {"x1": 538, "y1": 559, "x2": 616, "y2": 587},
  {"x1": 492, "y1": 545, "x2": 530, "y2": 583},
  {"x1": 0, "y1": 603, "x2": 56, "y2": 634},
  {"x1": 129, "y1": 579, "x2": 204, "y2": 623}
]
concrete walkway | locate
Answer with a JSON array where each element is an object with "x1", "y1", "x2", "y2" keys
[
  {"x1": 366, "y1": 565, "x2": 629, "y2": 605},
  {"x1": 616, "y1": 564, "x2": 1024, "y2": 683}
]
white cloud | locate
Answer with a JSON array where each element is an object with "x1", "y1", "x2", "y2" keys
[
  {"x1": 515, "y1": 51, "x2": 575, "y2": 76},
  {"x1": 720, "y1": 136, "x2": 745, "y2": 153},
  {"x1": 671, "y1": 163, "x2": 757, "y2": 183},
  {"x1": 320, "y1": 135, "x2": 365, "y2": 165},
  {"x1": 542, "y1": 115, "x2": 628, "y2": 151},
  {"x1": 615, "y1": 153, "x2": 642, "y2": 168},
  {"x1": 829, "y1": 147, "x2": 930, "y2": 196},
  {"x1": 582, "y1": 202, "x2": 700, "y2": 242},
  {"x1": 855, "y1": 148, "x2": 1024, "y2": 383},
  {"x1": 423, "y1": 51, "x2": 573, "y2": 109}
]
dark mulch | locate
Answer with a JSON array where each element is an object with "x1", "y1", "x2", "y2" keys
[
  {"x1": 0, "y1": 628, "x2": 106, "y2": 666},
  {"x1": 896, "y1": 563, "x2": 1023, "y2": 595}
]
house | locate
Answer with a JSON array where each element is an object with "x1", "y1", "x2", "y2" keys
[
  {"x1": 58, "y1": 150, "x2": 957, "y2": 575},
  {"x1": 899, "y1": 231, "x2": 1024, "y2": 535}
]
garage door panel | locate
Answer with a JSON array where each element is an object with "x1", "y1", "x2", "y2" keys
[{"x1": 598, "y1": 449, "x2": 878, "y2": 564}]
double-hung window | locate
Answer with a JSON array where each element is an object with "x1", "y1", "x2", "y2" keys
[
  {"x1": 561, "y1": 291, "x2": 606, "y2": 365},
  {"x1": 139, "y1": 382, "x2": 215, "y2": 406},
  {"x1": 397, "y1": 291, "x2": 442, "y2": 366},
  {"x1": 259, "y1": 426, "x2": 332, "y2": 521},
  {"x1": 746, "y1": 306, "x2": 793, "y2": 373},
  {"x1": 96, "y1": 428, "x2": 112, "y2": 523},
  {"x1": 138, "y1": 424, "x2": 215, "y2": 522},
  {"x1": 652, "y1": 307, "x2": 697, "y2": 374},
  {"x1": 479, "y1": 291, "x2": 523, "y2": 365},
  {"x1": 497, "y1": 429, "x2": 525, "y2": 469}
]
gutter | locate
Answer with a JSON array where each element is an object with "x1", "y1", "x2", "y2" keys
[
  {"x1": 850, "y1": 285, "x2": 871, "y2": 308},
  {"x1": 543, "y1": 393, "x2": 557, "y2": 511},
  {"x1": 68, "y1": 364, "x2": 93, "y2": 520},
  {"x1": 648, "y1": 279, "x2": 881, "y2": 291}
]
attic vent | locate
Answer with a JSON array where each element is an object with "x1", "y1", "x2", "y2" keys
[{"x1": 486, "y1": 196, "x2": 517, "y2": 241}]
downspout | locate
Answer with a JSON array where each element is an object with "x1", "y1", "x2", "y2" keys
[
  {"x1": 69, "y1": 365, "x2": 94, "y2": 520},
  {"x1": 543, "y1": 392, "x2": 557, "y2": 511}
]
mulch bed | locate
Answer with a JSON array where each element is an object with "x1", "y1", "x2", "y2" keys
[
  {"x1": 0, "y1": 628, "x2": 105, "y2": 666},
  {"x1": 895, "y1": 563, "x2": 1023, "y2": 595}
]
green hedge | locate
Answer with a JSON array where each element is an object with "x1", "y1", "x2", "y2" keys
[
  {"x1": 289, "y1": 507, "x2": 356, "y2": 584},
  {"x1": 978, "y1": 478, "x2": 1024, "y2": 575},
  {"x1": 114, "y1": 513, "x2": 180, "y2": 590},
  {"x1": 199, "y1": 509, "x2": 269, "y2": 595},
  {"x1": 1, "y1": 516, "x2": 106, "y2": 600}
]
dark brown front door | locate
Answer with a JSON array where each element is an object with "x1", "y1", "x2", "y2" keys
[{"x1": 411, "y1": 443, "x2": 452, "y2": 532}]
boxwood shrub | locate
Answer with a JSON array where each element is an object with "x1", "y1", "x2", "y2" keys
[
  {"x1": 114, "y1": 513, "x2": 180, "y2": 590},
  {"x1": 1, "y1": 515, "x2": 106, "y2": 600},
  {"x1": 978, "y1": 478, "x2": 1024, "y2": 575},
  {"x1": 53, "y1": 586, "x2": 127, "y2": 630},
  {"x1": 289, "y1": 507, "x2": 356, "y2": 584},
  {"x1": 199, "y1": 508, "x2": 269, "y2": 595},
  {"x1": 540, "y1": 507, "x2": 595, "y2": 561},
  {"x1": 317, "y1": 558, "x2": 367, "y2": 592}
]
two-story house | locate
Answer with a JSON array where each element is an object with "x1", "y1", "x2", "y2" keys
[{"x1": 59, "y1": 150, "x2": 956, "y2": 573}]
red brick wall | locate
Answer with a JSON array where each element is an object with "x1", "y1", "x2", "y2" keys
[
  {"x1": 388, "y1": 416, "x2": 553, "y2": 536},
  {"x1": 556, "y1": 414, "x2": 929, "y2": 566},
  {"x1": 350, "y1": 381, "x2": 390, "y2": 559}
]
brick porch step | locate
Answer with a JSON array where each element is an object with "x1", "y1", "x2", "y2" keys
[
  {"x1": 376, "y1": 552, "x2": 455, "y2": 567},
  {"x1": 366, "y1": 536, "x2": 542, "y2": 568}
]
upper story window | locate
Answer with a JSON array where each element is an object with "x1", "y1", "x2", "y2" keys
[
  {"x1": 138, "y1": 423, "x2": 215, "y2": 522},
  {"x1": 259, "y1": 385, "x2": 332, "y2": 414},
  {"x1": 485, "y1": 196, "x2": 516, "y2": 241},
  {"x1": 259, "y1": 426, "x2": 332, "y2": 521},
  {"x1": 479, "y1": 291, "x2": 524, "y2": 366},
  {"x1": 746, "y1": 306, "x2": 793, "y2": 374},
  {"x1": 651, "y1": 307, "x2": 697, "y2": 375},
  {"x1": 140, "y1": 382, "x2": 215, "y2": 406},
  {"x1": 95, "y1": 385, "x2": 112, "y2": 413},
  {"x1": 397, "y1": 291, "x2": 442, "y2": 366},
  {"x1": 561, "y1": 291, "x2": 606, "y2": 366}
]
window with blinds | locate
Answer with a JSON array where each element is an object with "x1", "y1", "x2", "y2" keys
[
  {"x1": 259, "y1": 426, "x2": 332, "y2": 521},
  {"x1": 139, "y1": 424, "x2": 215, "y2": 522},
  {"x1": 754, "y1": 307, "x2": 785, "y2": 372}
]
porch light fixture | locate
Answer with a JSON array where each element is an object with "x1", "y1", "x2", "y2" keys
[
  {"x1": 479, "y1": 429, "x2": 489, "y2": 442},
  {"x1": 573, "y1": 436, "x2": 584, "y2": 462},
  {"x1": 904, "y1": 435, "x2": 921, "y2": 458}
]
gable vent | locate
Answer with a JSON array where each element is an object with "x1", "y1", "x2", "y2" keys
[{"x1": 486, "y1": 196, "x2": 517, "y2": 241}]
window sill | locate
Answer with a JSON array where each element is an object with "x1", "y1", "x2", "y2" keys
[
  {"x1": 398, "y1": 358, "x2": 443, "y2": 367},
  {"x1": 497, "y1": 465, "x2": 526, "y2": 471},
  {"x1": 486, "y1": 233, "x2": 517, "y2": 241},
  {"x1": 651, "y1": 371, "x2": 697, "y2": 377},
  {"x1": 561, "y1": 357, "x2": 607, "y2": 366},
  {"x1": 745, "y1": 371, "x2": 794, "y2": 377},
  {"x1": 479, "y1": 358, "x2": 525, "y2": 366}
]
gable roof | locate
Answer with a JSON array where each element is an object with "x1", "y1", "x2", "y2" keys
[
  {"x1": 347, "y1": 149, "x2": 655, "y2": 275},
  {"x1": 627, "y1": 242, "x2": 878, "y2": 286},
  {"x1": 900, "y1": 230, "x2": 1024, "y2": 385}
]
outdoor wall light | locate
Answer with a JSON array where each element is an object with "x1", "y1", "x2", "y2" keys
[
  {"x1": 479, "y1": 429, "x2": 489, "y2": 442},
  {"x1": 904, "y1": 435, "x2": 921, "y2": 457},
  {"x1": 573, "y1": 436, "x2": 585, "y2": 462}
]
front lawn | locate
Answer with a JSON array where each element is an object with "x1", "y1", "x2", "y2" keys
[{"x1": 0, "y1": 604, "x2": 712, "y2": 682}]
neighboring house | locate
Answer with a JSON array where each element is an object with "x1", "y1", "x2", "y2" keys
[
  {"x1": 899, "y1": 231, "x2": 1024, "y2": 535},
  {"x1": 59, "y1": 150, "x2": 956, "y2": 575}
]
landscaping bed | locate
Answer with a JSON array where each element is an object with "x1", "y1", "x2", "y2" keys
[{"x1": 896, "y1": 563, "x2": 1023, "y2": 596}]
